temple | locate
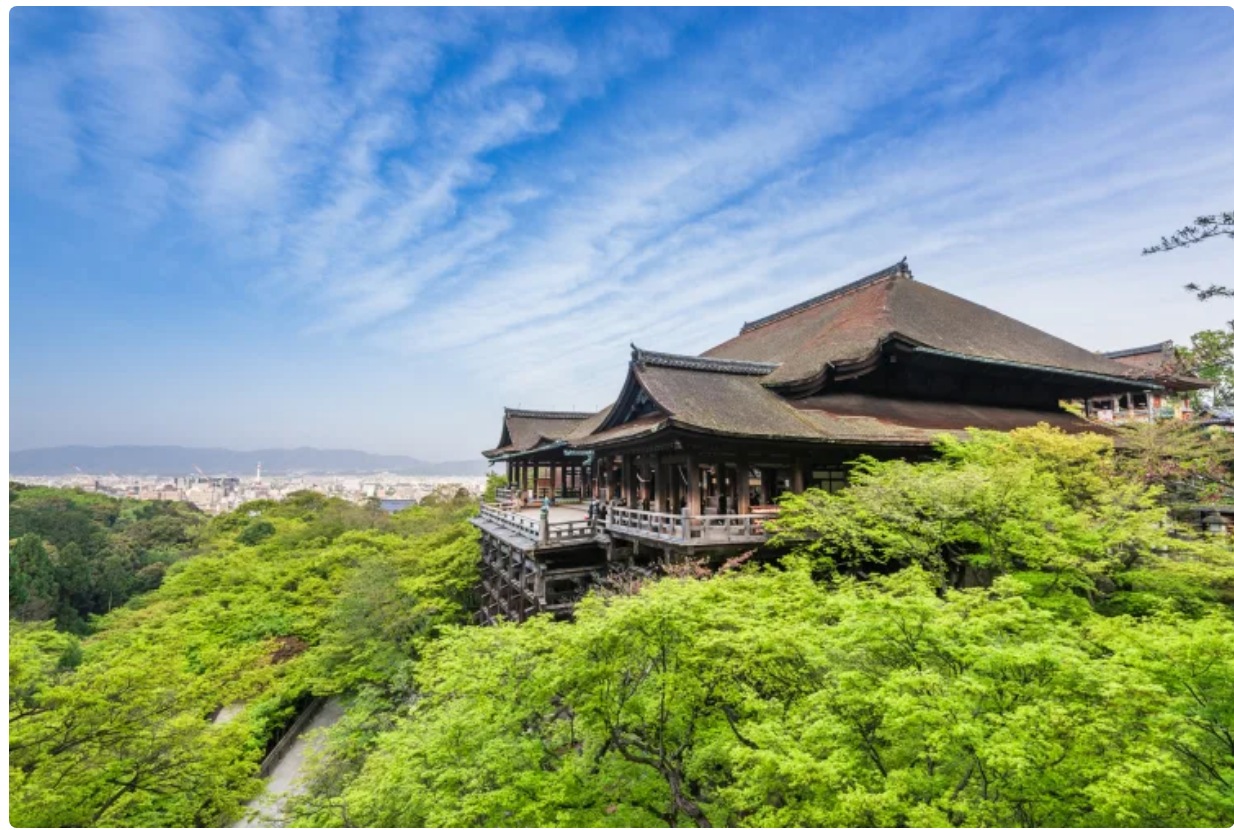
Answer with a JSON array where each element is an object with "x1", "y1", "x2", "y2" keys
[
  {"x1": 472, "y1": 260, "x2": 1167, "y2": 623},
  {"x1": 1083, "y1": 341, "x2": 1209, "y2": 422}
]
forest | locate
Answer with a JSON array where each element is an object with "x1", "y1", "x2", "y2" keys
[{"x1": 8, "y1": 426, "x2": 1234, "y2": 828}]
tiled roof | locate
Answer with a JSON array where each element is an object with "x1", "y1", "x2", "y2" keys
[
  {"x1": 1099, "y1": 341, "x2": 1211, "y2": 391},
  {"x1": 631, "y1": 346, "x2": 778, "y2": 376},
  {"x1": 703, "y1": 261, "x2": 1143, "y2": 389},
  {"x1": 1102, "y1": 341, "x2": 1174, "y2": 360},
  {"x1": 483, "y1": 408, "x2": 597, "y2": 458}
]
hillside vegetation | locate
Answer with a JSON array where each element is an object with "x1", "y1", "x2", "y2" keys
[
  {"x1": 9, "y1": 485, "x2": 205, "y2": 631},
  {"x1": 9, "y1": 427, "x2": 1234, "y2": 828},
  {"x1": 9, "y1": 490, "x2": 479, "y2": 827}
]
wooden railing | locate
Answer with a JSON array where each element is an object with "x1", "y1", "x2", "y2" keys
[
  {"x1": 606, "y1": 505, "x2": 776, "y2": 545},
  {"x1": 477, "y1": 503, "x2": 595, "y2": 544},
  {"x1": 478, "y1": 503, "x2": 540, "y2": 537}
]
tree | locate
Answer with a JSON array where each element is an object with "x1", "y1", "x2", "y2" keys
[
  {"x1": 9, "y1": 493, "x2": 483, "y2": 828},
  {"x1": 10, "y1": 535, "x2": 57, "y2": 621},
  {"x1": 1177, "y1": 325, "x2": 1234, "y2": 408},
  {"x1": 1142, "y1": 211, "x2": 1234, "y2": 300},
  {"x1": 766, "y1": 426, "x2": 1181, "y2": 603},
  {"x1": 320, "y1": 566, "x2": 1234, "y2": 828},
  {"x1": 237, "y1": 520, "x2": 276, "y2": 546}
]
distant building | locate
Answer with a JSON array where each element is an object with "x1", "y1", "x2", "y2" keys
[{"x1": 1083, "y1": 341, "x2": 1210, "y2": 422}]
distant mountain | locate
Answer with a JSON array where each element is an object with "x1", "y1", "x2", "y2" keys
[{"x1": 9, "y1": 446, "x2": 490, "y2": 477}]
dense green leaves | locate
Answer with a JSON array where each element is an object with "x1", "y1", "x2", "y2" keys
[
  {"x1": 302, "y1": 566, "x2": 1234, "y2": 828},
  {"x1": 766, "y1": 426, "x2": 1232, "y2": 615},
  {"x1": 11, "y1": 429, "x2": 1234, "y2": 828},
  {"x1": 8, "y1": 486, "x2": 205, "y2": 631},
  {"x1": 9, "y1": 490, "x2": 480, "y2": 827}
]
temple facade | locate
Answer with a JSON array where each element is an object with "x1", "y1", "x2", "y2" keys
[
  {"x1": 472, "y1": 260, "x2": 1167, "y2": 623},
  {"x1": 1083, "y1": 341, "x2": 1209, "y2": 423}
]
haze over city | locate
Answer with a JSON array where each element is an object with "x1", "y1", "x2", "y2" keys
[{"x1": 11, "y1": 7, "x2": 1234, "y2": 461}]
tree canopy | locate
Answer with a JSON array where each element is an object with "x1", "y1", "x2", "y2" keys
[
  {"x1": 8, "y1": 490, "x2": 480, "y2": 827},
  {"x1": 8, "y1": 486, "x2": 205, "y2": 631},
  {"x1": 9, "y1": 432, "x2": 1234, "y2": 828}
]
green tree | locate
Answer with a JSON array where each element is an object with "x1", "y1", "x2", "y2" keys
[
  {"x1": 767, "y1": 426, "x2": 1179, "y2": 606},
  {"x1": 318, "y1": 566, "x2": 1234, "y2": 828},
  {"x1": 237, "y1": 520, "x2": 277, "y2": 546},
  {"x1": 1177, "y1": 325, "x2": 1234, "y2": 408},
  {"x1": 10, "y1": 535, "x2": 57, "y2": 622},
  {"x1": 10, "y1": 494, "x2": 482, "y2": 827}
]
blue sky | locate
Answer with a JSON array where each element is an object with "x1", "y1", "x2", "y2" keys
[{"x1": 10, "y1": 7, "x2": 1234, "y2": 461}]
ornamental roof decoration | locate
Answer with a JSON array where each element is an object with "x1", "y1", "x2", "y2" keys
[{"x1": 629, "y1": 346, "x2": 780, "y2": 376}]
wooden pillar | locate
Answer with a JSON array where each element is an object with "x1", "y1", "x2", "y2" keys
[
  {"x1": 655, "y1": 454, "x2": 668, "y2": 513},
  {"x1": 686, "y1": 455, "x2": 701, "y2": 516},
  {"x1": 622, "y1": 454, "x2": 634, "y2": 505},
  {"x1": 792, "y1": 458, "x2": 806, "y2": 495},
  {"x1": 736, "y1": 456, "x2": 750, "y2": 514}
]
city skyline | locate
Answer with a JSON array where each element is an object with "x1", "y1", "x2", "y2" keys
[{"x1": 11, "y1": 7, "x2": 1234, "y2": 461}]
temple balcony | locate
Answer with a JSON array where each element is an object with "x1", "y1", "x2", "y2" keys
[
  {"x1": 604, "y1": 504, "x2": 778, "y2": 547},
  {"x1": 473, "y1": 502, "x2": 597, "y2": 549}
]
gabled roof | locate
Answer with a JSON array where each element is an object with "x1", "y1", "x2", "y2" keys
[
  {"x1": 1100, "y1": 341, "x2": 1211, "y2": 391},
  {"x1": 702, "y1": 260, "x2": 1143, "y2": 392},
  {"x1": 586, "y1": 346, "x2": 814, "y2": 437},
  {"x1": 483, "y1": 409, "x2": 595, "y2": 459},
  {"x1": 573, "y1": 348, "x2": 1108, "y2": 449},
  {"x1": 573, "y1": 346, "x2": 1110, "y2": 449}
]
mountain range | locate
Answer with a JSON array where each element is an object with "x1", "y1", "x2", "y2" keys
[{"x1": 9, "y1": 446, "x2": 490, "y2": 477}]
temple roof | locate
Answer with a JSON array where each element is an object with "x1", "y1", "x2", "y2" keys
[
  {"x1": 1100, "y1": 341, "x2": 1211, "y2": 391},
  {"x1": 571, "y1": 347, "x2": 1108, "y2": 449},
  {"x1": 702, "y1": 260, "x2": 1142, "y2": 390},
  {"x1": 791, "y1": 394, "x2": 1111, "y2": 444},
  {"x1": 484, "y1": 261, "x2": 1156, "y2": 459},
  {"x1": 482, "y1": 408, "x2": 596, "y2": 459}
]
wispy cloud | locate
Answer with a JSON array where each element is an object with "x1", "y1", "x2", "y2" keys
[{"x1": 11, "y1": 8, "x2": 1234, "y2": 451}]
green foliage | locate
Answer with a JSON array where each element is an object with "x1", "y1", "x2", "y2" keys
[
  {"x1": 237, "y1": 520, "x2": 277, "y2": 546},
  {"x1": 9, "y1": 494, "x2": 480, "y2": 827},
  {"x1": 13, "y1": 429, "x2": 1234, "y2": 828},
  {"x1": 305, "y1": 566, "x2": 1234, "y2": 828},
  {"x1": 8, "y1": 487, "x2": 205, "y2": 631},
  {"x1": 1116, "y1": 417, "x2": 1234, "y2": 505},
  {"x1": 484, "y1": 472, "x2": 508, "y2": 502},
  {"x1": 765, "y1": 425, "x2": 1224, "y2": 613},
  {"x1": 1177, "y1": 325, "x2": 1234, "y2": 408}
]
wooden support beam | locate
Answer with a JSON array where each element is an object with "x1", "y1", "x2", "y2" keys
[
  {"x1": 686, "y1": 455, "x2": 701, "y2": 516},
  {"x1": 655, "y1": 454, "x2": 668, "y2": 513},
  {"x1": 736, "y1": 456, "x2": 750, "y2": 513},
  {"x1": 792, "y1": 459, "x2": 805, "y2": 495}
]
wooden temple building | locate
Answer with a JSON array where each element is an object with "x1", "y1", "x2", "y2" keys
[
  {"x1": 1083, "y1": 341, "x2": 1209, "y2": 422},
  {"x1": 473, "y1": 260, "x2": 1167, "y2": 623}
]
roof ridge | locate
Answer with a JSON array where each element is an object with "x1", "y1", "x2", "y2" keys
[
  {"x1": 631, "y1": 345, "x2": 779, "y2": 376},
  {"x1": 1101, "y1": 340, "x2": 1174, "y2": 359},
  {"x1": 740, "y1": 257, "x2": 912, "y2": 334},
  {"x1": 504, "y1": 408, "x2": 593, "y2": 420}
]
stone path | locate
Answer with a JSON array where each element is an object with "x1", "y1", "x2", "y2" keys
[{"x1": 234, "y1": 698, "x2": 344, "y2": 828}]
